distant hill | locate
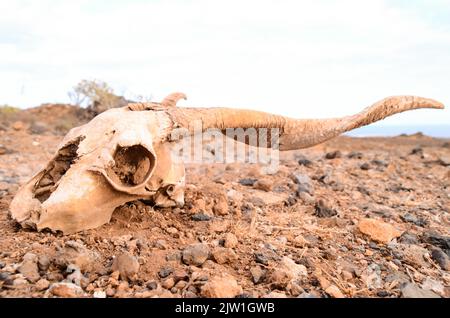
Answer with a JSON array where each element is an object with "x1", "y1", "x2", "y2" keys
[
  {"x1": 347, "y1": 124, "x2": 450, "y2": 138},
  {"x1": 0, "y1": 104, "x2": 91, "y2": 135}
]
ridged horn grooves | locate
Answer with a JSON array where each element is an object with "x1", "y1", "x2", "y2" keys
[{"x1": 166, "y1": 95, "x2": 444, "y2": 151}]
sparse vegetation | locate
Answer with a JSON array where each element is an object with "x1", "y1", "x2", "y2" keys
[
  {"x1": 0, "y1": 104, "x2": 20, "y2": 115},
  {"x1": 0, "y1": 105, "x2": 21, "y2": 128},
  {"x1": 68, "y1": 79, "x2": 129, "y2": 115}
]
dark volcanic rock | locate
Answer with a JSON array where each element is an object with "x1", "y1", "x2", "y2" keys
[
  {"x1": 371, "y1": 159, "x2": 389, "y2": 168},
  {"x1": 284, "y1": 194, "x2": 298, "y2": 207},
  {"x1": 357, "y1": 186, "x2": 370, "y2": 196},
  {"x1": 387, "y1": 183, "x2": 414, "y2": 193},
  {"x1": 410, "y1": 147, "x2": 423, "y2": 156},
  {"x1": 0, "y1": 272, "x2": 10, "y2": 281},
  {"x1": 348, "y1": 151, "x2": 363, "y2": 159},
  {"x1": 191, "y1": 213, "x2": 212, "y2": 221},
  {"x1": 146, "y1": 281, "x2": 158, "y2": 290},
  {"x1": 430, "y1": 248, "x2": 450, "y2": 270},
  {"x1": 158, "y1": 266, "x2": 173, "y2": 278},
  {"x1": 325, "y1": 150, "x2": 342, "y2": 159},
  {"x1": 239, "y1": 178, "x2": 257, "y2": 186},
  {"x1": 422, "y1": 231, "x2": 450, "y2": 255},
  {"x1": 254, "y1": 252, "x2": 269, "y2": 266},
  {"x1": 314, "y1": 199, "x2": 337, "y2": 218},
  {"x1": 376, "y1": 290, "x2": 390, "y2": 297},
  {"x1": 399, "y1": 232, "x2": 419, "y2": 245},
  {"x1": 297, "y1": 156, "x2": 313, "y2": 167},
  {"x1": 401, "y1": 213, "x2": 428, "y2": 227}
]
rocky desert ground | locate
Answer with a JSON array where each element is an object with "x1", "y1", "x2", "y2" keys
[{"x1": 0, "y1": 104, "x2": 449, "y2": 298}]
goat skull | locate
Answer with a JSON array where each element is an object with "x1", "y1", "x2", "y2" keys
[{"x1": 9, "y1": 93, "x2": 444, "y2": 234}]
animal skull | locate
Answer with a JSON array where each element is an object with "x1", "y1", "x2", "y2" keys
[{"x1": 9, "y1": 93, "x2": 444, "y2": 234}]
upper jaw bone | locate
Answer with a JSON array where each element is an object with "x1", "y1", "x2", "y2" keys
[{"x1": 10, "y1": 166, "x2": 142, "y2": 234}]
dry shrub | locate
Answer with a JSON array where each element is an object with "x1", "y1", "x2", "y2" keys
[{"x1": 68, "y1": 79, "x2": 129, "y2": 115}]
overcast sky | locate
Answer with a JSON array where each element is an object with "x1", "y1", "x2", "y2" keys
[{"x1": 0, "y1": 0, "x2": 449, "y2": 126}]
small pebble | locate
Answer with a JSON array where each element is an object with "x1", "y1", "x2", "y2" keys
[
  {"x1": 239, "y1": 178, "x2": 257, "y2": 186},
  {"x1": 147, "y1": 281, "x2": 158, "y2": 290},
  {"x1": 158, "y1": 266, "x2": 173, "y2": 279},
  {"x1": 35, "y1": 278, "x2": 50, "y2": 291},
  {"x1": 191, "y1": 213, "x2": 212, "y2": 221},
  {"x1": 325, "y1": 150, "x2": 341, "y2": 159},
  {"x1": 182, "y1": 243, "x2": 210, "y2": 266},
  {"x1": 254, "y1": 252, "x2": 269, "y2": 266}
]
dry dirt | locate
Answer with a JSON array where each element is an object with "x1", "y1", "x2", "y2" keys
[{"x1": 0, "y1": 104, "x2": 449, "y2": 298}]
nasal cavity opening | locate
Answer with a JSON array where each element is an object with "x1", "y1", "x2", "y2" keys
[
  {"x1": 34, "y1": 136, "x2": 84, "y2": 203},
  {"x1": 107, "y1": 145, "x2": 155, "y2": 187}
]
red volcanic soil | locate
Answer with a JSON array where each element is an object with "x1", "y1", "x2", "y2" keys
[{"x1": 0, "y1": 104, "x2": 449, "y2": 298}]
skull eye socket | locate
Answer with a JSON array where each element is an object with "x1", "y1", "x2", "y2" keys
[
  {"x1": 166, "y1": 185, "x2": 175, "y2": 195},
  {"x1": 106, "y1": 145, "x2": 156, "y2": 187}
]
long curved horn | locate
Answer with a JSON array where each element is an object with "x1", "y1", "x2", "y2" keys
[
  {"x1": 162, "y1": 92, "x2": 187, "y2": 107},
  {"x1": 167, "y1": 96, "x2": 444, "y2": 151}
]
